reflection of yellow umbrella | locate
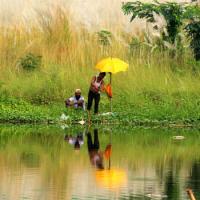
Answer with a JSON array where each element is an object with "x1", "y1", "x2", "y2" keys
[
  {"x1": 95, "y1": 57, "x2": 129, "y2": 112},
  {"x1": 95, "y1": 169, "x2": 127, "y2": 190}
]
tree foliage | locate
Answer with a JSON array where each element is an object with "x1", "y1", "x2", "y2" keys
[
  {"x1": 122, "y1": 1, "x2": 159, "y2": 23},
  {"x1": 184, "y1": 5, "x2": 200, "y2": 60},
  {"x1": 122, "y1": 1, "x2": 184, "y2": 44},
  {"x1": 122, "y1": 1, "x2": 200, "y2": 60},
  {"x1": 185, "y1": 21, "x2": 200, "y2": 61},
  {"x1": 159, "y1": 2, "x2": 184, "y2": 44}
]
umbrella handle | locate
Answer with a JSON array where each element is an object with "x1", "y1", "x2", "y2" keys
[
  {"x1": 110, "y1": 98, "x2": 112, "y2": 113},
  {"x1": 109, "y1": 73, "x2": 112, "y2": 113},
  {"x1": 108, "y1": 145, "x2": 111, "y2": 170}
]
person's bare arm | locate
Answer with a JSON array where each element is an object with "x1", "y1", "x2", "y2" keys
[{"x1": 91, "y1": 76, "x2": 96, "y2": 86}]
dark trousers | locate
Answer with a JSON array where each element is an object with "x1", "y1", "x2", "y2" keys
[
  {"x1": 87, "y1": 129, "x2": 99, "y2": 152},
  {"x1": 87, "y1": 90, "x2": 100, "y2": 114}
]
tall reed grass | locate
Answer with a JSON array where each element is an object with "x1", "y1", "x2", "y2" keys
[{"x1": 0, "y1": 7, "x2": 199, "y2": 105}]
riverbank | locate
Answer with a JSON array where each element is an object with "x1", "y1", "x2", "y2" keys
[
  {"x1": 0, "y1": 4, "x2": 200, "y2": 128},
  {"x1": 1, "y1": 96, "x2": 199, "y2": 127}
]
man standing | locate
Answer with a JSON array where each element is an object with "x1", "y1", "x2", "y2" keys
[{"x1": 87, "y1": 72, "x2": 106, "y2": 122}]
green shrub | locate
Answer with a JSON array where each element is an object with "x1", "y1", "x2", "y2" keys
[
  {"x1": 97, "y1": 30, "x2": 112, "y2": 46},
  {"x1": 19, "y1": 53, "x2": 42, "y2": 71},
  {"x1": 185, "y1": 21, "x2": 200, "y2": 61}
]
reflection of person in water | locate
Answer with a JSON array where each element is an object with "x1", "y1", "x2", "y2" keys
[
  {"x1": 64, "y1": 133, "x2": 84, "y2": 150},
  {"x1": 87, "y1": 129, "x2": 104, "y2": 169},
  {"x1": 87, "y1": 129, "x2": 112, "y2": 170}
]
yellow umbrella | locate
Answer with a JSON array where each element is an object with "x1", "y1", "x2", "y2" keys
[
  {"x1": 95, "y1": 57, "x2": 129, "y2": 112},
  {"x1": 96, "y1": 57, "x2": 129, "y2": 74}
]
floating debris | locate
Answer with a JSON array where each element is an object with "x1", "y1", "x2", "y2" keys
[
  {"x1": 172, "y1": 135, "x2": 185, "y2": 140},
  {"x1": 146, "y1": 193, "x2": 168, "y2": 199}
]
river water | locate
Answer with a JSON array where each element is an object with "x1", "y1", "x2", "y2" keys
[{"x1": 0, "y1": 125, "x2": 199, "y2": 200}]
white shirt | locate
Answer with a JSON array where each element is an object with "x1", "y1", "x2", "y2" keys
[
  {"x1": 69, "y1": 96, "x2": 85, "y2": 110},
  {"x1": 69, "y1": 96, "x2": 84, "y2": 102}
]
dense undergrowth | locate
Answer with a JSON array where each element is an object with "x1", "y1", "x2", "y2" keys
[{"x1": 1, "y1": 94, "x2": 199, "y2": 127}]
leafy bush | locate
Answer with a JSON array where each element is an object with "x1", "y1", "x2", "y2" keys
[
  {"x1": 185, "y1": 21, "x2": 200, "y2": 61},
  {"x1": 184, "y1": 6, "x2": 200, "y2": 61},
  {"x1": 122, "y1": 1, "x2": 184, "y2": 44},
  {"x1": 19, "y1": 53, "x2": 42, "y2": 71},
  {"x1": 97, "y1": 30, "x2": 112, "y2": 46},
  {"x1": 122, "y1": 1, "x2": 200, "y2": 60}
]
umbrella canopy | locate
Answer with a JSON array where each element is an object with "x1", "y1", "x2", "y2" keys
[
  {"x1": 95, "y1": 57, "x2": 128, "y2": 112},
  {"x1": 95, "y1": 57, "x2": 128, "y2": 74}
]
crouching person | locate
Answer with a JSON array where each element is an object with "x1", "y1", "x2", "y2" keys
[{"x1": 65, "y1": 89, "x2": 85, "y2": 110}]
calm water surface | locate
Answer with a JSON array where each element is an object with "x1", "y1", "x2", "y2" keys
[{"x1": 0, "y1": 125, "x2": 200, "y2": 200}]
